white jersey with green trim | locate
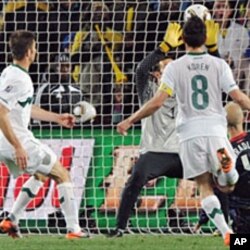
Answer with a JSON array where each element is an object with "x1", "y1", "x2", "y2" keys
[
  {"x1": 0, "y1": 64, "x2": 34, "y2": 147},
  {"x1": 160, "y1": 52, "x2": 239, "y2": 142}
]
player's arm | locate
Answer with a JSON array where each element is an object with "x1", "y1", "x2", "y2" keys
[
  {"x1": 136, "y1": 22, "x2": 182, "y2": 104},
  {"x1": 0, "y1": 103, "x2": 27, "y2": 170},
  {"x1": 136, "y1": 49, "x2": 166, "y2": 104},
  {"x1": 229, "y1": 89, "x2": 250, "y2": 110},
  {"x1": 31, "y1": 105, "x2": 75, "y2": 128},
  {"x1": 117, "y1": 90, "x2": 169, "y2": 135},
  {"x1": 220, "y1": 61, "x2": 250, "y2": 110}
]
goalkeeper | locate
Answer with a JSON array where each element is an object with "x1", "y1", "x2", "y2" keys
[{"x1": 108, "y1": 19, "x2": 220, "y2": 237}]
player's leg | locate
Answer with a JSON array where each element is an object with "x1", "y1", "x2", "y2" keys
[
  {"x1": 9, "y1": 174, "x2": 47, "y2": 224},
  {"x1": 1, "y1": 139, "x2": 86, "y2": 239},
  {"x1": 48, "y1": 160, "x2": 88, "y2": 239},
  {"x1": 230, "y1": 207, "x2": 250, "y2": 234},
  {"x1": 109, "y1": 152, "x2": 182, "y2": 237},
  {"x1": 180, "y1": 138, "x2": 232, "y2": 245},
  {"x1": 0, "y1": 141, "x2": 50, "y2": 238},
  {"x1": 211, "y1": 138, "x2": 239, "y2": 187},
  {"x1": 196, "y1": 172, "x2": 232, "y2": 246},
  {"x1": 0, "y1": 173, "x2": 47, "y2": 238},
  {"x1": 193, "y1": 187, "x2": 229, "y2": 234}
]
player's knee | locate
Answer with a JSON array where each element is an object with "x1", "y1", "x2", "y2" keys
[
  {"x1": 34, "y1": 173, "x2": 48, "y2": 183},
  {"x1": 55, "y1": 167, "x2": 71, "y2": 184},
  {"x1": 49, "y1": 162, "x2": 71, "y2": 184},
  {"x1": 217, "y1": 184, "x2": 235, "y2": 194},
  {"x1": 130, "y1": 169, "x2": 147, "y2": 186}
]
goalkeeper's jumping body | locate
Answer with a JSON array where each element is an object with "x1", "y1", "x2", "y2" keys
[{"x1": 108, "y1": 19, "x2": 221, "y2": 237}]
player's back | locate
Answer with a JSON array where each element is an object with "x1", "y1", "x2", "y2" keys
[{"x1": 162, "y1": 52, "x2": 238, "y2": 142}]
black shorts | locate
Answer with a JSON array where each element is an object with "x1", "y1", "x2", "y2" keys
[{"x1": 230, "y1": 207, "x2": 250, "y2": 233}]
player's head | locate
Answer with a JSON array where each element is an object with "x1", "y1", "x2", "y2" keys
[
  {"x1": 225, "y1": 102, "x2": 244, "y2": 128},
  {"x1": 54, "y1": 53, "x2": 71, "y2": 82},
  {"x1": 182, "y1": 15, "x2": 206, "y2": 48},
  {"x1": 150, "y1": 58, "x2": 172, "y2": 84},
  {"x1": 9, "y1": 30, "x2": 36, "y2": 63},
  {"x1": 213, "y1": 0, "x2": 236, "y2": 24}
]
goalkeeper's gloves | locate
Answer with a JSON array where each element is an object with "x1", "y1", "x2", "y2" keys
[
  {"x1": 159, "y1": 22, "x2": 183, "y2": 53},
  {"x1": 205, "y1": 20, "x2": 219, "y2": 53}
]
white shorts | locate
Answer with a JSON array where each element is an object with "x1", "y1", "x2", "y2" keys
[
  {"x1": 0, "y1": 138, "x2": 57, "y2": 178},
  {"x1": 180, "y1": 136, "x2": 236, "y2": 179}
]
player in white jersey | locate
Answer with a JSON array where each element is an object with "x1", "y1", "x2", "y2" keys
[
  {"x1": 0, "y1": 30, "x2": 88, "y2": 239},
  {"x1": 117, "y1": 16, "x2": 250, "y2": 246}
]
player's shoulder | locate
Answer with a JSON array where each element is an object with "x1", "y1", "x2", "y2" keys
[
  {"x1": 4, "y1": 64, "x2": 30, "y2": 80},
  {"x1": 230, "y1": 20, "x2": 248, "y2": 32}
]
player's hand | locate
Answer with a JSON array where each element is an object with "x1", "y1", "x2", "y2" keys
[
  {"x1": 159, "y1": 22, "x2": 183, "y2": 53},
  {"x1": 205, "y1": 20, "x2": 219, "y2": 52},
  {"x1": 117, "y1": 119, "x2": 132, "y2": 136},
  {"x1": 57, "y1": 113, "x2": 76, "y2": 128},
  {"x1": 15, "y1": 146, "x2": 28, "y2": 171}
]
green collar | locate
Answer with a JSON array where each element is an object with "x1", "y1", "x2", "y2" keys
[
  {"x1": 11, "y1": 64, "x2": 28, "y2": 73},
  {"x1": 187, "y1": 52, "x2": 207, "y2": 56}
]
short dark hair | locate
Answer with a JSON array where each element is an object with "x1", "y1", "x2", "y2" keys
[
  {"x1": 9, "y1": 30, "x2": 35, "y2": 60},
  {"x1": 183, "y1": 16, "x2": 206, "y2": 48}
]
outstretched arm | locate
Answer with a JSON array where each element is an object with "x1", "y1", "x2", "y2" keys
[
  {"x1": 136, "y1": 48, "x2": 166, "y2": 104},
  {"x1": 31, "y1": 105, "x2": 75, "y2": 128},
  {"x1": 229, "y1": 89, "x2": 250, "y2": 110},
  {"x1": 136, "y1": 22, "x2": 183, "y2": 104},
  {"x1": 117, "y1": 90, "x2": 169, "y2": 135},
  {"x1": 205, "y1": 20, "x2": 221, "y2": 58}
]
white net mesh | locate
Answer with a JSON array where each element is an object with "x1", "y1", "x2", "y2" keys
[{"x1": 0, "y1": 0, "x2": 249, "y2": 236}]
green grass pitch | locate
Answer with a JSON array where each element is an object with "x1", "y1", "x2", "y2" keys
[{"x1": 0, "y1": 234, "x2": 228, "y2": 250}]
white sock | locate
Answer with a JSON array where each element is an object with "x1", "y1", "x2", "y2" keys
[
  {"x1": 10, "y1": 176, "x2": 43, "y2": 224},
  {"x1": 57, "y1": 182, "x2": 81, "y2": 233},
  {"x1": 201, "y1": 195, "x2": 232, "y2": 238},
  {"x1": 218, "y1": 168, "x2": 239, "y2": 186}
]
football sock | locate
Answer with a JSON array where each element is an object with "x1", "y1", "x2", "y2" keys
[
  {"x1": 9, "y1": 176, "x2": 43, "y2": 224},
  {"x1": 57, "y1": 182, "x2": 81, "y2": 233},
  {"x1": 218, "y1": 169, "x2": 239, "y2": 186},
  {"x1": 201, "y1": 195, "x2": 232, "y2": 238}
]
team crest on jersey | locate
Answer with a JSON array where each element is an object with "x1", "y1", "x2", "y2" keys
[{"x1": 4, "y1": 85, "x2": 13, "y2": 93}]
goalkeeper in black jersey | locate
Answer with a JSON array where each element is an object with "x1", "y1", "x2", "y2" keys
[{"x1": 108, "y1": 19, "x2": 221, "y2": 237}]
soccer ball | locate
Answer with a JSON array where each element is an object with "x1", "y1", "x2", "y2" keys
[
  {"x1": 184, "y1": 4, "x2": 212, "y2": 22},
  {"x1": 73, "y1": 101, "x2": 97, "y2": 123}
]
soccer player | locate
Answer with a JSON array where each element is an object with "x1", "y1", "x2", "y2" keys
[
  {"x1": 108, "y1": 23, "x2": 184, "y2": 237},
  {"x1": 117, "y1": 16, "x2": 250, "y2": 245},
  {"x1": 194, "y1": 102, "x2": 250, "y2": 234},
  {"x1": 0, "y1": 30, "x2": 87, "y2": 239},
  {"x1": 226, "y1": 102, "x2": 250, "y2": 233},
  {"x1": 109, "y1": 18, "x2": 220, "y2": 237}
]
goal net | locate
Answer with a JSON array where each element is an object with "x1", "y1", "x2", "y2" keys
[{"x1": 0, "y1": 0, "x2": 249, "y2": 236}]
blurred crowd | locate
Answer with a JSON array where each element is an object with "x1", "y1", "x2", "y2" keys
[{"x1": 0, "y1": 0, "x2": 249, "y2": 127}]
